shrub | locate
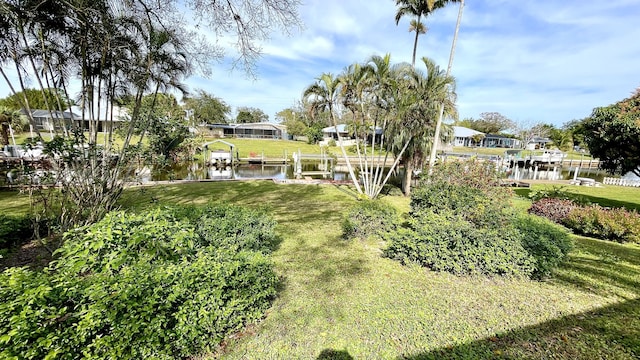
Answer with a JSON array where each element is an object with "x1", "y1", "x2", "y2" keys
[
  {"x1": 0, "y1": 214, "x2": 32, "y2": 249},
  {"x1": 513, "y1": 214, "x2": 573, "y2": 279},
  {"x1": 412, "y1": 159, "x2": 514, "y2": 228},
  {"x1": 0, "y1": 204, "x2": 279, "y2": 359},
  {"x1": 343, "y1": 200, "x2": 398, "y2": 240},
  {"x1": 384, "y1": 210, "x2": 535, "y2": 277},
  {"x1": 564, "y1": 206, "x2": 640, "y2": 243},
  {"x1": 385, "y1": 159, "x2": 572, "y2": 279},
  {"x1": 528, "y1": 198, "x2": 579, "y2": 224},
  {"x1": 175, "y1": 204, "x2": 279, "y2": 253}
]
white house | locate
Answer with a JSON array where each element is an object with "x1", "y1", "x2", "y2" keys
[{"x1": 452, "y1": 126, "x2": 484, "y2": 147}]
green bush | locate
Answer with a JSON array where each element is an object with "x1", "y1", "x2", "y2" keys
[
  {"x1": 384, "y1": 210, "x2": 535, "y2": 277},
  {"x1": 342, "y1": 200, "x2": 398, "y2": 240},
  {"x1": 564, "y1": 206, "x2": 640, "y2": 243},
  {"x1": 412, "y1": 159, "x2": 513, "y2": 227},
  {"x1": 0, "y1": 204, "x2": 279, "y2": 359},
  {"x1": 513, "y1": 214, "x2": 573, "y2": 279},
  {"x1": 385, "y1": 159, "x2": 571, "y2": 279},
  {"x1": 0, "y1": 214, "x2": 32, "y2": 249},
  {"x1": 174, "y1": 204, "x2": 279, "y2": 253}
]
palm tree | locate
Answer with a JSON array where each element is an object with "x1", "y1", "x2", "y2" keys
[
  {"x1": 387, "y1": 57, "x2": 456, "y2": 196},
  {"x1": 428, "y1": 0, "x2": 465, "y2": 171},
  {"x1": 394, "y1": 0, "x2": 449, "y2": 66},
  {"x1": 303, "y1": 73, "x2": 362, "y2": 194},
  {"x1": 0, "y1": 106, "x2": 26, "y2": 146}
]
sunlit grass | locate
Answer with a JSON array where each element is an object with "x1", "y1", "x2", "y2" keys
[
  {"x1": 117, "y1": 182, "x2": 640, "y2": 359},
  {"x1": 2, "y1": 180, "x2": 638, "y2": 358}
]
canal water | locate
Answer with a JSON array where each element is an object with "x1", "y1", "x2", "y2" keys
[{"x1": 141, "y1": 161, "x2": 635, "y2": 184}]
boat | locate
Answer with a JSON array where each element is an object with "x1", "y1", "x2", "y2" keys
[{"x1": 528, "y1": 150, "x2": 566, "y2": 164}]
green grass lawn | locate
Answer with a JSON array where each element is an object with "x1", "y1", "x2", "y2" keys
[
  {"x1": 515, "y1": 184, "x2": 640, "y2": 211},
  {"x1": 203, "y1": 138, "x2": 329, "y2": 159},
  {"x1": 2, "y1": 181, "x2": 639, "y2": 358}
]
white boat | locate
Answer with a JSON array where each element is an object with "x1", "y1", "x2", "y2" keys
[{"x1": 528, "y1": 150, "x2": 566, "y2": 164}]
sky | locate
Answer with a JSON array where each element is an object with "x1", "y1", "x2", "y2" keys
[
  {"x1": 186, "y1": 0, "x2": 640, "y2": 126},
  {"x1": 1, "y1": 0, "x2": 638, "y2": 127}
]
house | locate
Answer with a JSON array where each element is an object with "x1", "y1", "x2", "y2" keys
[
  {"x1": 25, "y1": 105, "x2": 129, "y2": 133},
  {"x1": 452, "y1": 126, "x2": 484, "y2": 147},
  {"x1": 526, "y1": 136, "x2": 552, "y2": 150},
  {"x1": 202, "y1": 122, "x2": 287, "y2": 140},
  {"x1": 72, "y1": 105, "x2": 130, "y2": 132},
  {"x1": 26, "y1": 109, "x2": 80, "y2": 131},
  {"x1": 482, "y1": 134, "x2": 520, "y2": 148},
  {"x1": 322, "y1": 124, "x2": 350, "y2": 141}
]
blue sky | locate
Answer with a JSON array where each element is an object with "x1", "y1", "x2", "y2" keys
[
  {"x1": 1, "y1": 0, "x2": 638, "y2": 127},
  {"x1": 187, "y1": 0, "x2": 640, "y2": 126}
]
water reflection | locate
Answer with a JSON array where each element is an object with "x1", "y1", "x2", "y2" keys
[{"x1": 507, "y1": 166, "x2": 609, "y2": 182}]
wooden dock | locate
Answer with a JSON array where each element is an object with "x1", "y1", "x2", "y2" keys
[{"x1": 238, "y1": 157, "x2": 289, "y2": 164}]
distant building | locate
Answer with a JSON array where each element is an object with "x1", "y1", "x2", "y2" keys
[
  {"x1": 202, "y1": 122, "x2": 287, "y2": 140},
  {"x1": 526, "y1": 136, "x2": 552, "y2": 150},
  {"x1": 25, "y1": 109, "x2": 80, "y2": 131},
  {"x1": 482, "y1": 134, "x2": 520, "y2": 148},
  {"x1": 452, "y1": 126, "x2": 484, "y2": 147}
]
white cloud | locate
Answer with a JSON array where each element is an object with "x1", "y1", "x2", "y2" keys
[{"x1": 2, "y1": 0, "x2": 638, "y2": 127}]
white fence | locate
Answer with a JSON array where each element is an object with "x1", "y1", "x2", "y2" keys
[{"x1": 603, "y1": 177, "x2": 640, "y2": 187}]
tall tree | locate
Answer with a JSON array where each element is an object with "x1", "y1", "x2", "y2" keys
[
  {"x1": 0, "y1": 88, "x2": 72, "y2": 111},
  {"x1": 183, "y1": 90, "x2": 231, "y2": 125},
  {"x1": 235, "y1": 106, "x2": 269, "y2": 123},
  {"x1": 428, "y1": 0, "x2": 464, "y2": 171},
  {"x1": 582, "y1": 89, "x2": 640, "y2": 177},
  {"x1": 461, "y1": 112, "x2": 514, "y2": 134},
  {"x1": 395, "y1": 0, "x2": 437, "y2": 66},
  {"x1": 304, "y1": 73, "x2": 362, "y2": 194},
  {"x1": 388, "y1": 57, "x2": 456, "y2": 195},
  {"x1": 0, "y1": 0, "x2": 302, "y2": 234}
]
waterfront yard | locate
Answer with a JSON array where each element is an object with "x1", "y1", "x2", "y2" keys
[{"x1": 2, "y1": 182, "x2": 638, "y2": 358}]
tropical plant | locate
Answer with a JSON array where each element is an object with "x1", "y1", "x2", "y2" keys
[
  {"x1": 0, "y1": 0, "x2": 301, "y2": 234},
  {"x1": 0, "y1": 106, "x2": 26, "y2": 145},
  {"x1": 302, "y1": 54, "x2": 455, "y2": 198},
  {"x1": 304, "y1": 73, "x2": 363, "y2": 193}
]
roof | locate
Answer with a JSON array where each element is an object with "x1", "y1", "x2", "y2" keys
[
  {"x1": 202, "y1": 140, "x2": 235, "y2": 149},
  {"x1": 206, "y1": 122, "x2": 286, "y2": 131},
  {"x1": 529, "y1": 137, "x2": 552, "y2": 143},
  {"x1": 70, "y1": 104, "x2": 130, "y2": 122},
  {"x1": 322, "y1": 124, "x2": 349, "y2": 133},
  {"x1": 30, "y1": 109, "x2": 80, "y2": 119},
  {"x1": 453, "y1": 126, "x2": 484, "y2": 138}
]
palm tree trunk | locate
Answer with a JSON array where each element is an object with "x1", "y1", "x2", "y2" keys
[
  {"x1": 411, "y1": 15, "x2": 421, "y2": 67},
  {"x1": 428, "y1": 0, "x2": 464, "y2": 172},
  {"x1": 403, "y1": 160, "x2": 414, "y2": 196}
]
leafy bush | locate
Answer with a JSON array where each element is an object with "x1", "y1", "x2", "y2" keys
[
  {"x1": 0, "y1": 204, "x2": 279, "y2": 359},
  {"x1": 528, "y1": 198, "x2": 579, "y2": 224},
  {"x1": 564, "y1": 206, "x2": 640, "y2": 243},
  {"x1": 343, "y1": 200, "x2": 398, "y2": 240},
  {"x1": 173, "y1": 204, "x2": 279, "y2": 253},
  {"x1": 0, "y1": 214, "x2": 32, "y2": 249},
  {"x1": 385, "y1": 159, "x2": 571, "y2": 279},
  {"x1": 384, "y1": 211, "x2": 535, "y2": 277},
  {"x1": 412, "y1": 160, "x2": 513, "y2": 227},
  {"x1": 513, "y1": 214, "x2": 573, "y2": 279}
]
